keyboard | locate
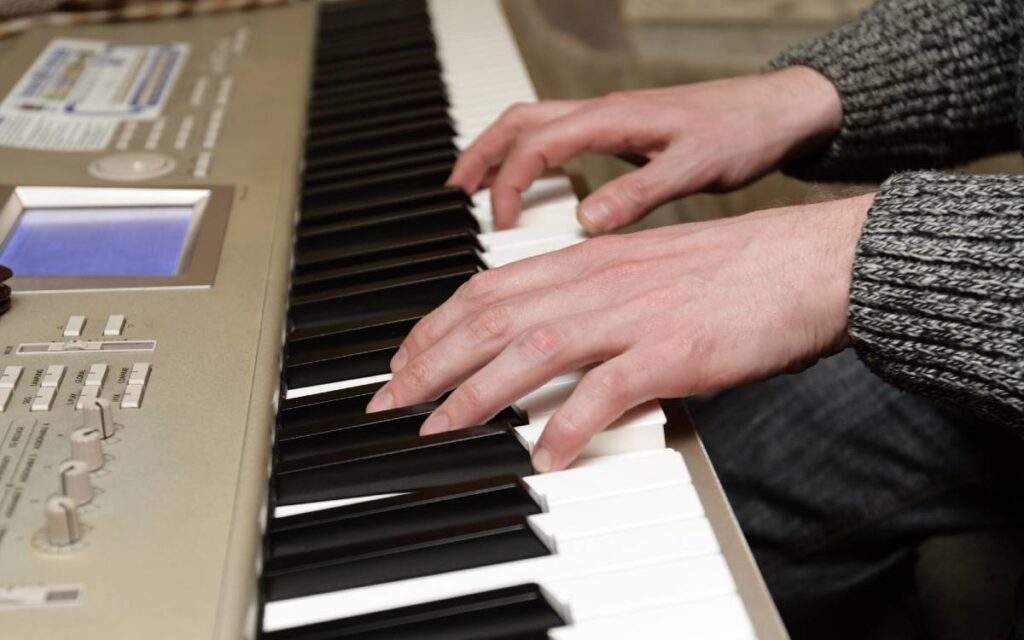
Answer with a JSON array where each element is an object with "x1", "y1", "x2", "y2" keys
[{"x1": 0, "y1": 1, "x2": 787, "y2": 638}]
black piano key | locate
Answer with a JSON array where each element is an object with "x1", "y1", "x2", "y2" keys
[
  {"x1": 296, "y1": 201, "x2": 477, "y2": 252},
  {"x1": 308, "y1": 105, "x2": 451, "y2": 144},
  {"x1": 312, "y1": 57, "x2": 439, "y2": 89},
  {"x1": 302, "y1": 147, "x2": 456, "y2": 190},
  {"x1": 314, "y1": 49, "x2": 440, "y2": 83},
  {"x1": 273, "y1": 425, "x2": 535, "y2": 505},
  {"x1": 288, "y1": 264, "x2": 477, "y2": 332},
  {"x1": 305, "y1": 118, "x2": 456, "y2": 157},
  {"x1": 318, "y1": 2, "x2": 430, "y2": 30},
  {"x1": 310, "y1": 71, "x2": 444, "y2": 107},
  {"x1": 278, "y1": 382, "x2": 386, "y2": 431},
  {"x1": 267, "y1": 476, "x2": 541, "y2": 561},
  {"x1": 293, "y1": 228, "x2": 480, "y2": 277},
  {"x1": 260, "y1": 583, "x2": 564, "y2": 640},
  {"x1": 299, "y1": 184, "x2": 467, "y2": 223},
  {"x1": 276, "y1": 402, "x2": 440, "y2": 463},
  {"x1": 262, "y1": 514, "x2": 550, "y2": 600},
  {"x1": 303, "y1": 136, "x2": 455, "y2": 176},
  {"x1": 314, "y1": 33, "x2": 436, "y2": 67},
  {"x1": 307, "y1": 90, "x2": 450, "y2": 137},
  {"x1": 276, "y1": 400, "x2": 527, "y2": 463},
  {"x1": 301, "y1": 162, "x2": 454, "y2": 209},
  {"x1": 285, "y1": 334, "x2": 403, "y2": 392},
  {"x1": 290, "y1": 247, "x2": 481, "y2": 296}
]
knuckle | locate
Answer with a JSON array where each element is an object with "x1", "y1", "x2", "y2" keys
[
  {"x1": 620, "y1": 175, "x2": 651, "y2": 206},
  {"x1": 468, "y1": 305, "x2": 511, "y2": 342},
  {"x1": 460, "y1": 270, "x2": 501, "y2": 305},
  {"x1": 500, "y1": 102, "x2": 530, "y2": 123},
  {"x1": 403, "y1": 358, "x2": 434, "y2": 390},
  {"x1": 587, "y1": 368, "x2": 630, "y2": 404},
  {"x1": 458, "y1": 379, "x2": 490, "y2": 411},
  {"x1": 549, "y1": 414, "x2": 589, "y2": 447},
  {"x1": 518, "y1": 324, "x2": 568, "y2": 361}
]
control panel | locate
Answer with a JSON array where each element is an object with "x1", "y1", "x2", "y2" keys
[{"x1": 0, "y1": 3, "x2": 316, "y2": 639}]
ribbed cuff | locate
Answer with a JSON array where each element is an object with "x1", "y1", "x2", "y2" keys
[
  {"x1": 768, "y1": 0, "x2": 1021, "y2": 182},
  {"x1": 850, "y1": 171, "x2": 1024, "y2": 430}
]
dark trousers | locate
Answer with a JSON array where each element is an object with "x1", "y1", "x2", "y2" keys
[{"x1": 691, "y1": 349, "x2": 1024, "y2": 640}]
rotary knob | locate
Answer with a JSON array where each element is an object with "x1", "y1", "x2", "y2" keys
[
  {"x1": 70, "y1": 427, "x2": 104, "y2": 471},
  {"x1": 82, "y1": 398, "x2": 115, "y2": 439},
  {"x1": 58, "y1": 460, "x2": 94, "y2": 506},
  {"x1": 45, "y1": 496, "x2": 82, "y2": 546}
]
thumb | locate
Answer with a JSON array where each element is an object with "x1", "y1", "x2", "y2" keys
[{"x1": 577, "y1": 155, "x2": 687, "y2": 233}]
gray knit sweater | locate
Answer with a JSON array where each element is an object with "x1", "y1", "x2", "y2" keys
[{"x1": 770, "y1": 0, "x2": 1024, "y2": 433}]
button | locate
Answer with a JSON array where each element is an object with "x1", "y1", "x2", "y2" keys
[
  {"x1": 103, "y1": 314, "x2": 126, "y2": 336},
  {"x1": 31, "y1": 386, "x2": 57, "y2": 411},
  {"x1": 128, "y1": 362, "x2": 150, "y2": 386},
  {"x1": 0, "y1": 366, "x2": 22, "y2": 388},
  {"x1": 88, "y1": 152, "x2": 176, "y2": 182},
  {"x1": 121, "y1": 383, "x2": 145, "y2": 409},
  {"x1": 63, "y1": 315, "x2": 86, "y2": 337},
  {"x1": 41, "y1": 365, "x2": 65, "y2": 388},
  {"x1": 45, "y1": 496, "x2": 82, "y2": 547},
  {"x1": 0, "y1": 388, "x2": 10, "y2": 412},
  {"x1": 84, "y1": 363, "x2": 107, "y2": 388},
  {"x1": 76, "y1": 384, "x2": 100, "y2": 410}
]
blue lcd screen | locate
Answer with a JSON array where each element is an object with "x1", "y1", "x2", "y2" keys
[{"x1": 0, "y1": 206, "x2": 194, "y2": 277}]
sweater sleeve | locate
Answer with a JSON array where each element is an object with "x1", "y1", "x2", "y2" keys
[
  {"x1": 768, "y1": 0, "x2": 1022, "y2": 182},
  {"x1": 850, "y1": 171, "x2": 1024, "y2": 432}
]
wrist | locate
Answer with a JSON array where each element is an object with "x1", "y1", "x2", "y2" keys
[{"x1": 764, "y1": 65, "x2": 843, "y2": 160}]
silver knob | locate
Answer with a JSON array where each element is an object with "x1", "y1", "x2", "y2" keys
[
  {"x1": 83, "y1": 398, "x2": 115, "y2": 439},
  {"x1": 70, "y1": 427, "x2": 104, "y2": 471},
  {"x1": 58, "y1": 460, "x2": 93, "y2": 506},
  {"x1": 45, "y1": 496, "x2": 82, "y2": 546}
]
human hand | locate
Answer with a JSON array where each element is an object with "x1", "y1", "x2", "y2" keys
[
  {"x1": 448, "y1": 65, "x2": 842, "y2": 233},
  {"x1": 366, "y1": 193, "x2": 874, "y2": 472}
]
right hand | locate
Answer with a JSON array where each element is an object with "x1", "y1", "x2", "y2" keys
[{"x1": 448, "y1": 65, "x2": 842, "y2": 232}]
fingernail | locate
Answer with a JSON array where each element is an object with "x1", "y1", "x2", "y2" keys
[
  {"x1": 532, "y1": 447, "x2": 553, "y2": 473},
  {"x1": 579, "y1": 201, "x2": 613, "y2": 232},
  {"x1": 420, "y1": 411, "x2": 451, "y2": 435},
  {"x1": 391, "y1": 347, "x2": 408, "y2": 372},
  {"x1": 366, "y1": 387, "x2": 394, "y2": 413}
]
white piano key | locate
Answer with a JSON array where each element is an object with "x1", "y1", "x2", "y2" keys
[
  {"x1": 263, "y1": 517, "x2": 719, "y2": 631},
  {"x1": 524, "y1": 449, "x2": 690, "y2": 508},
  {"x1": 513, "y1": 400, "x2": 667, "y2": 458},
  {"x1": 548, "y1": 593, "x2": 755, "y2": 640},
  {"x1": 284, "y1": 372, "x2": 392, "y2": 400},
  {"x1": 528, "y1": 483, "x2": 703, "y2": 550},
  {"x1": 545, "y1": 556, "x2": 737, "y2": 623},
  {"x1": 484, "y1": 236, "x2": 583, "y2": 267}
]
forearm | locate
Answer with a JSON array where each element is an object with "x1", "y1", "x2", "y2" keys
[
  {"x1": 770, "y1": 0, "x2": 1022, "y2": 181},
  {"x1": 850, "y1": 172, "x2": 1024, "y2": 432}
]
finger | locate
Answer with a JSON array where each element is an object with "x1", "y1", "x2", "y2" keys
[
  {"x1": 447, "y1": 100, "x2": 582, "y2": 193},
  {"x1": 531, "y1": 350, "x2": 656, "y2": 472},
  {"x1": 489, "y1": 103, "x2": 661, "y2": 229},
  {"x1": 392, "y1": 243, "x2": 605, "y2": 370},
  {"x1": 418, "y1": 311, "x2": 631, "y2": 435},
  {"x1": 576, "y1": 153, "x2": 695, "y2": 233}
]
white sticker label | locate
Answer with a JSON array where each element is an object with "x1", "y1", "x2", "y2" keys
[
  {"x1": 0, "y1": 584, "x2": 83, "y2": 609},
  {"x1": 0, "y1": 38, "x2": 189, "y2": 151}
]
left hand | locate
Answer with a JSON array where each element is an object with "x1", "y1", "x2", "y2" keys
[{"x1": 366, "y1": 194, "x2": 874, "y2": 472}]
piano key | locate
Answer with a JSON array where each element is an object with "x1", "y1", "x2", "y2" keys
[
  {"x1": 266, "y1": 478, "x2": 704, "y2": 602},
  {"x1": 298, "y1": 184, "x2": 467, "y2": 224},
  {"x1": 549, "y1": 594, "x2": 755, "y2": 640},
  {"x1": 302, "y1": 136, "x2": 456, "y2": 176},
  {"x1": 288, "y1": 264, "x2": 479, "y2": 332},
  {"x1": 307, "y1": 106, "x2": 452, "y2": 143},
  {"x1": 267, "y1": 476, "x2": 541, "y2": 561},
  {"x1": 272, "y1": 425, "x2": 534, "y2": 505},
  {"x1": 301, "y1": 163, "x2": 459, "y2": 211},
  {"x1": 277, "y1": 381, "x2": 386, "y2": 430},
  {"x1": 290, "y1": 246, "x2": 482, "y2": 295},
  {"x1": 305, "y1": 118, "x2": 456, "y2": 157},
  {"x1": 263, "y1": 514, "x2": 552, "y2": 600},
  {"x1": 276, "y1": 401, "x2": 526, "y2": 463},
  {"x1": 263, "y1": 518, "x2": 724, "y2": 630},
  {"x1": 260, "y1": 583, "x2": 564, "y2": 640},
  {"x1": 301, "y1": 147, "x2": 455, "y2": 188}
]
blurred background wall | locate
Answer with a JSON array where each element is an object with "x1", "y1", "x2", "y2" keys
[{"x1": 501, "y1": 0, "x2": 1024, "y2": 230}]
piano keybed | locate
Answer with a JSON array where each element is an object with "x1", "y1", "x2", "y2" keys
[{"x1": 259, "y1": 1, "x2": 761, "y2": 638}]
